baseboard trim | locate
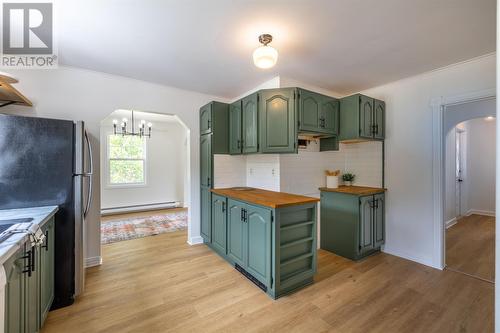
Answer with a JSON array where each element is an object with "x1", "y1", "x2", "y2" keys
[
  {"x1": 465, "y1": 209, "x2": 495, "y2": 217},
  {"x1": 445, "y1": 217, "x2": 458, "y2": 229},
  {"x1": 85, "y1": 256, "x2": 102, "y2": 268},
  {"x1": 101, "y1": 202, "x2": 182, "y2": 216},
  {"x1": 187, "y1": 236, "x2": 204, "y2": 245}
]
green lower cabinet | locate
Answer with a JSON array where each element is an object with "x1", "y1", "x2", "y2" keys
[
  {"x1": 320, "y1": 191, "x2": 385, "y2": 260},
  {"x1": 211, "y1": 194, "x2": 227, "y2": 255},
  {"x1": 4, "y1": 217, "x2": 55, "y2": 333},
  {"x1": 208, "y1": 194, "x2": 317, "y2": 299},
  {"x1": 200, "y1": 186, "x2": 212, "y2": 243}
]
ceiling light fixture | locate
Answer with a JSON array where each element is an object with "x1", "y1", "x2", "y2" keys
[
  {"x1": 253, "y1": 34, "x2": 278, "y2": 69},
  {"x1": 112, "y1": 110, "x2": 152, "y2": 138}
]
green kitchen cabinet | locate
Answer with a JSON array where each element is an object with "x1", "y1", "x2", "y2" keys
[
  {"x1": 339, "y1": 94, "x2": 385, "y2": 141},
  {"x1": 319, "y1": 136, "x2": 339, "y2": 152},
  {"x1": 259, "y1": 88, "x2": 297, "y2": 153},
  {"x1": 298, "y1": 89, "x2": 339, "y2": 135},
  {"x1": 229, "y1": 100, "x2": 242, "y2": 154},
  {"x1": 4, "y1": 246, "x2": 25, "y2": 333},
  {"x1": 39, "y1": 217, "x2": 55, "y2": 324},
  {"x1": 200, "y1": 186, "x2": 212, "y2": 242},
  {"x1": 227, "y1": 199, "x2": 247, "y2": 268},
  {"x1": 25, "y1": 244, "x2": 38, "y2": 333},
  {"x1": 320, "y1": 190, "x2": 385, "y2": 260},
  {"x1": 200, "y1": 133, "x2": 212, "y2": 188},
  {"x1": 199, "y1": 101, "x2": 229, "y2": 153},
  {"x1": 211, "y1": 194, "x2": 227, "y2": 255},
  {"x1": 242, "y1": 93, "x2": 259, "y2": 154}
]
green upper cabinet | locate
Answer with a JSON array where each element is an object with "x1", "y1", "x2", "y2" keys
[
  {"x1": 229, "y1": 100, "x2": 242, "y2": 154},
  {"x1": 259, "y1": 88, "x2": 297, "y2": 153},
  {"x1": 339, "y1": 94, "x2": 385, "y2": 141},
  {"x1": 298, "y1": 89, "x2": 339, "y2": 136},
  {"x1": 245, "y1": 204, "x2": 272, "y2": 286},
  {"x1": 211, "y1": 194, "x2": 227, "y2": 255},
  {"x1": 199, "y1": 101, "x2": 229, "y2": 154},
  {"x1": 200, "y1": 133, "x2": 212, "y2": 187},
  {"x1": 242, "y1": 93, "x2": 259, "y2": 154}
]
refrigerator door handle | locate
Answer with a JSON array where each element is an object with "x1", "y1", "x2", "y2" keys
[{"x1": 83, "y1": 130, "x2": 93, "y2": 218}]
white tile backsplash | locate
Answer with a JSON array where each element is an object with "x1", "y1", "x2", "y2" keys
[{"x1": 212, "y1": 142, "x2": 383, "y2": 193}]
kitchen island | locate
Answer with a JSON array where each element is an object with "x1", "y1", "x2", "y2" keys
[{"x1": 208, "y1": 187, "x2": 319, "y2": 299}]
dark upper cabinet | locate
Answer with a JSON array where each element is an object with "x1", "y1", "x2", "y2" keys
[
  {"x1": 199, "y1": 101, "x2": 229, "y2": 153},
  {"x1": 259, "y1": 88, "x2": 297, "y2": 153},
  {"x1": 339, "y1": 94, "x2": 385, "y2": 141},
  {"x1": 242, "y1": 93, "x2": 259, "y2": 154},
  {"x1": 229, "y1": 100, "x2": 242, "y2": 155},
  {"x1": 298, "y1": 89, "x2": 339, "y2": 136}
]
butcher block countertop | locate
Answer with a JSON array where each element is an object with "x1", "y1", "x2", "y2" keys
[
  {"x1": 319, "y1": 186, "x2": 386, "y2": 196},
  {"x1": 211, "y1": 187, "x2": 319, "y2": 209}
]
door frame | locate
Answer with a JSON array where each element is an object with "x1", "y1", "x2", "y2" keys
[{"x1": 431, "y1": 88, "x2": 496, "y2": 269}]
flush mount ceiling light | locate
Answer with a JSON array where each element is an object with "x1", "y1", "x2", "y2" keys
[{"x1": 253, "y1": 34, "x2": 278, "y2": 69}]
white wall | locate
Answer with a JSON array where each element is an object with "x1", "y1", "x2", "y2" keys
[
  {"x1": 361, "y1": 53, "x2": 496, "y2": 268},
  {"x1": 246, "y1": 155, "x2": 281, "y2": 192},
  {"x1": 100, "y1": 120, "x2": 187, "y2": 210},
  {"x1": 0, "y1": 66, "x2": 227, "y2": 263},
  {"x1": 465, "y1": 118, "x2": 496, "y2": 215}
]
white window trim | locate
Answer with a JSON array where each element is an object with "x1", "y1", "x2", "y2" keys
[{"x1": 106, "y1": 133, "x2": 148, "y2": 189}]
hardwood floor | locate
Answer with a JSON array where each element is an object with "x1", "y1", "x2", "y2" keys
[
  {"x1": 446, "y1": 214, "x2": 495, "y2": 282},
  {"x1": 42, "y1": 230, "x2": 493, "y2": 333}
]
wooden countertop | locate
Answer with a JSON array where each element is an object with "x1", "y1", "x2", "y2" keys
[
  {"x1": 211, "y1": 187, "x2": 319, "y2": 209},
  {"x1": 319, "y1": 186, "x2": 386, "y2": 196}
]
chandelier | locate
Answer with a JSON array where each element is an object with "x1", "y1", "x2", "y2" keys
[{"x1": 113, "y1": 110, "x2": 152, "y2": 138}]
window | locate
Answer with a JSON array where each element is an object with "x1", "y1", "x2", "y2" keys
[{"x1": 108, "y1": 134, "x2": 146, "y2": 185}]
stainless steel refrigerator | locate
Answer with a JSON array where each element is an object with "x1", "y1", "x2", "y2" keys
[{"x1": 0, "y1": 114, "x2": 93, "y2": 309}]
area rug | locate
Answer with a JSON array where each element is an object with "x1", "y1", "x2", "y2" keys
[{"x1": 101, "y1": 211, "x2": 187, "y2": 244}]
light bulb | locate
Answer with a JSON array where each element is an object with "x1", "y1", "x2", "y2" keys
[
  {"x1": 112, "y1": 119, "x2": 118, "y2": 125},
  {"x1": 122, "y1": 118, "x2": 128, "y2": 123},
  {"x1": 147, "y1": 122, "x2": 152, "y2": 128}
]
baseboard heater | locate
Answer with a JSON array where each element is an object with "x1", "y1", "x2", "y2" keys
[
  {"x1": 101, "y1": 201, "x2": 181, "y2": 216},
  {"x1": 235, "y1": 264, "x2": 267, "y2": 292}
]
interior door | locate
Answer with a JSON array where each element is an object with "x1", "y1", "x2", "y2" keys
[
  {"x1": 320, "y1": 97, "x2": 339, "y2": 135},
  {"x1": 359, "y1": 196, "x2": 375, "y2": 254},
  {"x1": 455, "y1": 129, "x2": 466, "y2": 216},
  {"x1": 229, "y1": 100, "x2": 242, "y2": 154},
  {"x1": 227, "y1": 199, "x2": 247, "y2": 267},
  {"x1": 242, "y1": 93, "x2": 258, "y2": 153},
  {"x1": 246, "y1": 204, "x2": 272, "y2": 286},
  {"x1": 359, "y1": 95, "x2": 374, "y2": 139},
  {"x1": 299, "y1": 89, "x2": 321, "y2": 132}
]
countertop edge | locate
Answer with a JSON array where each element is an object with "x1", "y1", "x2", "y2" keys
[
  {"x1": 318, "y1": 187, "x2": 387, "y2": 196},
  {"x1": 211, "y1": 189, "x2": 320, "y2": 209}
]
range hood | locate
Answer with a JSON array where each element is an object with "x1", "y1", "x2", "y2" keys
[{"x1": 0, "y1": 72, "x2": 32, "y2": 107}]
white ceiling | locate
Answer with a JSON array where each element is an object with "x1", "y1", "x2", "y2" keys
[{"x1": 58, "y1": 0, "x2": 496, "y2": 98}]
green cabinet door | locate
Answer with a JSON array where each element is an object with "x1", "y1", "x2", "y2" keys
[
  {"x1": 227, "y1": 199, "x2": 247, "y2": 267},
  {"x1": 374, "y1": 99, "x2": 385, "y2": 140},
  {"x1": 374, "y1": 194, "x2": 385, "y2": 247},
  {"x1": 359, "y1": 196, "x2": 375, "y2": 254},
  {"x1": 200, "y1": 103, "x2": 212, "y2": 135},
  {"x1": 298, "y1": 89, "x2": 321, "y2": 132},
  {"x1": 200, "y1": 186, "x2": 212, "y2": 242},
  {"x1": 320, "y1": 97, "x2": 339, "y2": 135},
  {"x1": 211, "y1": 194, "x2": 227, "y2": 255},
  {"x1": 242, "y1": 93, "x2": 258, "y2": 154},
  {"x1": 25, "y1": 245, "x2": 38, "y2": 333},
  {"x1": 359, "y1": 95, "x2": 374, "y2": 139},
  {"x1": 40, "y1": 218, "x2": 55, "y2": 324},
  {"x1": 4, "y1": 246, "x2": 25, "y2": 333},
  {"x1": 245, "y1": 204, "x2": 272, "y2": 286},
  {"x1": 259, "y1": 88, "x2": 296, "y2": 153},
  {"x1": 229, "y1": 100, "x2": 242, "y2": 154},
  {"x1": 200, "y1": 133, "x2": 212, "y2": 187}
]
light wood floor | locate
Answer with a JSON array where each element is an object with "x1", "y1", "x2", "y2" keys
[
  {"x1": 42, "y1": 230, "x2": 493, "y2": 333},
  {"x1": 446, "y1": 214, "x2": 495, "y2": 282}
]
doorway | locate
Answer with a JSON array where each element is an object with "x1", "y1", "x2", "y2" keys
[
  {"x1": 442, "y1": 99, "x2": 496, "y2": 282},
  {"x1": 99, "y1": 110, "x2": 189, "y2": 245}
]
